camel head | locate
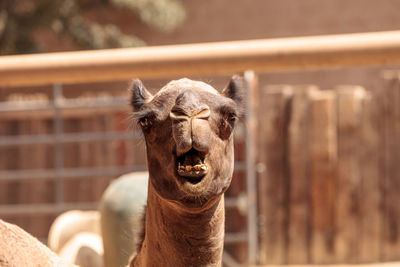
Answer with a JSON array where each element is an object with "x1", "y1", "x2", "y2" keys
[{"x1": 130, "y1": 76, "x2": 245, "y2": 210}]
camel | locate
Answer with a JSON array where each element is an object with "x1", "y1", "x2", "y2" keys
[
  {"x1": 48, "y1": 210, "x2": 103, "y2": 267},
  {"x1": 48, "y1": 210, "x2": 101, "y2": 254},
  {"x1": 100, "y1": 172, "x2": 148, "y2": 267},
  {"x1": 0, "y1": 219, "x2": 76, "y2": 267},
  {"x1": 58, "y1": 232, "x2": 103, "y2": 267},
  {"x1": 128, "y1": 76, "x2": 244, "y2": 266},
  {"x1": 46, "y1": 172, "x2": 148, "y2": 267}
]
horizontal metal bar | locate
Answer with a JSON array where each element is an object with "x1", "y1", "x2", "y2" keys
[
  {"x1": 0, "y1": 198, "x2": 245, "y2": 215},
  {"x1": 0, "y1": 102, "x2": 54, "y2": 113},
  {"x1": 0, "y1": 202, "x2": 98, "y2": 215},
  {"x1": 2, "y1": 31, "x2": 400, "y2": 87},
  {"x1": 0, "y1": 166, "x2": 147, "y2": 181},
  {"x1": 225, "y1": 193, "x2": 248, "y2": 216},
  {"x1": 224, "y1": 231, "x2": 248, "y2": 244},
  {"x1": 0, "y1": 97, "x2": 128, "y2": 113},
  {"x1": 58, "y1": 97, "x2": 128, "y2": 109},
  {"x1": 382, "y1": 69, "x2": 400, "y2": 80},
  {"x1": 224, "y1": 197, "x2": 240, "y2": 209},
  {"x1": 0, "y1": 131, "x2": 141, "y2": 146},
  {"x1": 234, "y1": 161, "x2": 246, "y2": 171},
  {"x1": 0, "y1": 162, "x2": 245, "y2": 181},
  {"x1": 222, "y1": 252, "x2": 242, "y2": 267}
]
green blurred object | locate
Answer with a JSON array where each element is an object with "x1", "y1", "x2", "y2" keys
[
  {"x1": 0, "y1": 0, "x2": 185, "y2": 54},
  {"x1": 99, "y1": 172, "x2": 148, "y2": 267}
]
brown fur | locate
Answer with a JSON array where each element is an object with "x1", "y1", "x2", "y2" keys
[
  {"x1": 128, "y1": 77, "x2": 245, "y2": 267},
  {"x1": 135, "y1": 206, "x2": 146, "y2": 254},
  {"x1": 0, "y1": 219, "x2": 75, "y2": 267}
]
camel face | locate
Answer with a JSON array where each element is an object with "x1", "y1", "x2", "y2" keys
[{"x1": 130, "y1": 77, "x2": 244, "y2": 209}]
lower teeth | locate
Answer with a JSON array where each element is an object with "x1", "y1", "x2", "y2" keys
[{"x1": 178, "y1": 163, "x2": 207, "y2": 172}]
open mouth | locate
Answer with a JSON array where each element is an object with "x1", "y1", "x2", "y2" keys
[{"x1": 177, "y1": 148, "x2": 208, "y2": 184}]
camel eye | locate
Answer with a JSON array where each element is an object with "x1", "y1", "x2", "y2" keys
[
  {"x1": 219, "y1": 112, "x2": 237, "y2": 139},
  {"x1": 224, "y1": 112, "x2": 238, "y2": 127},
  {"x1": 227, "y1": 113, "x2": 237, "y2": 123},
  {"x1": 138, "y1": 116, "x2": 153, "y2": 129}
]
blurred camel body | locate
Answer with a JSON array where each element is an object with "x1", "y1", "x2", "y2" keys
[
  {"x1": 0, "y1": 171, "x2": 147, "y2": 267},
  {"x1": 0, "y1": 219, "x2": 75, "y2": 267},
  {"x1": 48, "y1": 210, "x2": 103, "y2": 267},
  {"x1": 47, "y1": 172, "x2": 148, "y2": 267},
  {"x1": 48, "y1": 210, "x2": 101, "y2": 254},
  {"x1": 58, "y1": 232, "x2": 103, "y2": 267}
]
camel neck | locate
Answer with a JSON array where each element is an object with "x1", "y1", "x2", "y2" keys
[{"x1": 134, "y1": 182, "x2": 225, "y2": 267}]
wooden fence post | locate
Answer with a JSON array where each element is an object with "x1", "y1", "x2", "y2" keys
[
  {"x1": 287, "y1": 86, "x2": 317, "y2": 264},
  {"x1": 335, "y1": 86, "x2": 366, "y2": 262},
  {"x1": 257, "y1": 85, "x2": 293, "y2": 264},
  {"x1": 381, "y1": 73, "x2": 400, "y2": 261},
  {"x1": 309, "y1": 90, "x2": 337, "y2": 264},
  {"x1": 359, "y1": 91, "x2": 381, "y2": 262}
]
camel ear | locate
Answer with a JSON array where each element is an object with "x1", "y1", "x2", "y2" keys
[
  {"x1": 129, "y1": 79, "x2": 153, "y2": 111},
  {"x1": 222, "y1": 75, "x2": 245, "y2": 111}
]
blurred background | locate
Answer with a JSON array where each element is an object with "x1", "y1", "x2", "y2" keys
[{"x1": 1, "y1": 0, "x2": 400, "y2": 266}]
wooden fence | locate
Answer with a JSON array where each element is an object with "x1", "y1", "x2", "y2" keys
[{"x1": 257, "y1": 73, "x2": 400, "y2": 264}]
